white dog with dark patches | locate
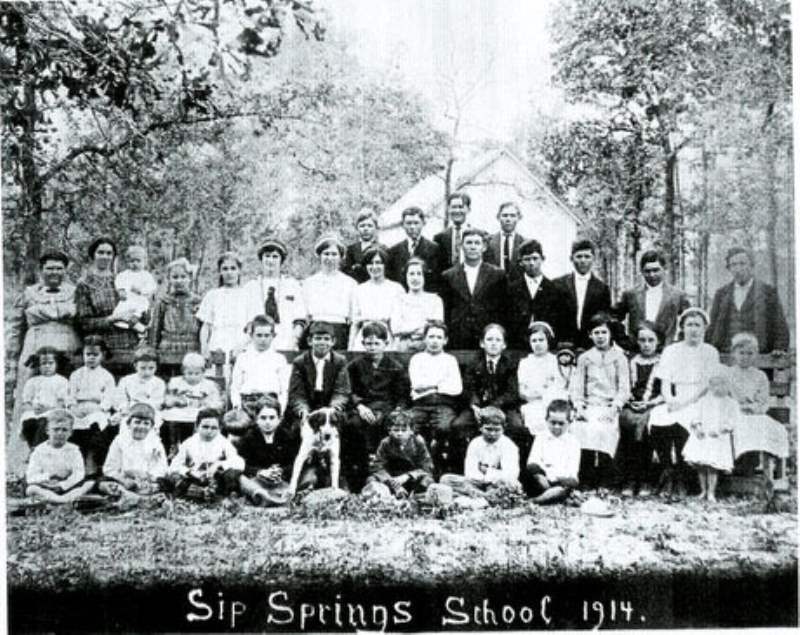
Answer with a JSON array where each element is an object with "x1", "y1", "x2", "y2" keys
[{"x1": 287, "y1": 408, "x2": 341, "y2": 496}]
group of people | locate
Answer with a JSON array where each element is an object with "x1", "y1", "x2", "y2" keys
[{"x1": 8, "y1": 193, "x2": 792, "y2": 509}]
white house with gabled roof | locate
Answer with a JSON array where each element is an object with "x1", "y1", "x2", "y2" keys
[{"x1": 378, "y1": 147, "x2": 584, "y2": 277}]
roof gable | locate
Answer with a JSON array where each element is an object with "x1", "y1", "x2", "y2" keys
[{"x1": 379, "y1": 147, "x2": 583, "y2": 230}]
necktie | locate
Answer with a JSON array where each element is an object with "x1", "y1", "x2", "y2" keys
[
  {"x1": 452, "y1": 227, "x2": 461, "y2": 265},
  {"x1": 488, "y1": 360, "x2": 495, "y2": 375},
  {"x1": 410, "y1": 240, "x2": 418, "y2": 255},
  {"x1": 503, "y1": 234, "x2": 512, "y2": 271},
  {"x1": 265, "y1": 286, "x2": 280, "y2": 324}
]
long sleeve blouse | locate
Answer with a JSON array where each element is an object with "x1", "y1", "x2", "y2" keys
[{"x1": 570, "y1": 346, "x2": 631, "y2": 410}]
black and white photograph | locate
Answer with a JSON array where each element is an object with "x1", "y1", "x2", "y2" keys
[{"x1": 1, "y1": 0, "x2": 797, "y2": 631}]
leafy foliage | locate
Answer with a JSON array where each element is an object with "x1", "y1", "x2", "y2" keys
[
  {"x1": 541, "y1": 0, "x2": 792, "y2": 294},
  {"x1": 1, "y1": 0, "x2": 324, "y2": 282}
]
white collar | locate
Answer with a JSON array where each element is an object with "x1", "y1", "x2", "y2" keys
[
  {"x1": 464, "y1": 260, "x2": 482, "y2": 271},
  {"x1": 646, "y1": 281, "x2": 664, "y2": 292},
  {"x1": 485, "y1": 354, "x2": 501, "y2": 364},
  {"x1": 524, "y1": 272, "x2": 542, "y2": 284},
  {"x1": 574, "y1": 271, "x2": 592, "y2": 282},
  {"x1": 736, "y1": 277, "x2": 754, "y2": 289},
  {"x1": 312, "y1": 352, "x2": 330, "y2": 364}
]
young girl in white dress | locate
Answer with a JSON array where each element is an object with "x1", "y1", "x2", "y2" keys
[
  {"x1": 518, "y1": 321, "x2": 564, "y2": 438},
  {"x1": 197, "y1": 252, "x2": 251, "y2": 372},
  {"x1": 683, "y1": 368, "x2": 737, "y2": 502},
  {"x1": 648, "y1": 307, "x2": 720, "y2": 499},
  {"x1": 726, "y1": 332, "x2": 790, "y2": 481},
  {"x1": 349, "y1": 246, "x2": 404, "y2": 350},
  {"x1": 20, "y1": 346, "x2": 70, "y2": 449}
]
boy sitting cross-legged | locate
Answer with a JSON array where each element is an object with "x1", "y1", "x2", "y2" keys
[
  {"x1": 439, "y1": 406, "x2": 522, "y2": 500},
  {"x1": 345, "y1": 320, "x2": 410, "y2": 491},
  {"x1": 98, "y1": 402, "x2": 168, "y2": 504},
  {"x1": 165, "y1": 408, "x2": 244, "y2": 502},
  {"x1": 525, "y1": 399, "x2": 581, "y2": 504},
  {"x1": 365, "y1": 410, "x2": 434, "y2": 499},
  {"x1": 407, "y1": 320, "x2": 462, "y2": 474},
  {"x1": 25, "y1": 409, "x2": 95, "y2": 504}
]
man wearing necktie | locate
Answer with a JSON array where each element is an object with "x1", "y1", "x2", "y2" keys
[
  {"x1": 386, "y1": 206, "x2": 443, "y2": 292},
  {"x1": 486, "y1": 201, "x2": 527, "y2": 280},
  {"x1": 434, "y1": 192, "x2": 472, "y2": 267}
]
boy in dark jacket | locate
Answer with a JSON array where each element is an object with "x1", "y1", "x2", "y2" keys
[
  {"x1": 286, "y1": 321, "x2": 351, "y2": 437},
  {"x1": 344, "y1": 321, "x2": 410, "y2": 491},
  {"x1": 451, "y1": 324, "x2": 528, "y2": 469},
  {"x1": 367, "y1": 410, "x2": 433, "y2": 498}
]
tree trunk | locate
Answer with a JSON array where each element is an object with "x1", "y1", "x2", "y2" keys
[
  {"x1": 763, "y1": 144, "x2": 779, "y2": 287},
  {"x1": 443, "y1": 156, "x2": 454, "y2": 230},
  {"x1": 663, "y1": 151, "x2": 679, "y2": 284},
  {"x1": 19, "y1": 77, "x2": 43, "y2": 286}
]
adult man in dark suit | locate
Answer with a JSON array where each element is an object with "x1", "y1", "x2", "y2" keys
[
  {"x1": 706, "y1": 247, "x2": 789, "y2": 353},
  {"x1": 507, "y1": 239, "x2": 561, "y2": 350},
  {"x1": 342, "y1": 207, "x2": 384, "y2": 283},
  {"x1": 552, "y1": 239, "x2": 612, "y2": 351},
  {"x1": 386, "y1": 206, "x2": 443, "y2": 292},
  {"x1": 614, "y1": 249, "x2": 690, "y2": 349},
  {"x1": 486, "y1": 201, "x2": 527, "y2": 280},
  {"x1": 440, "y1": 228, "x2": 508, "y2": 349},
  {"x1": 434, "y1": 192, "x2": 471, "y2": 268}
]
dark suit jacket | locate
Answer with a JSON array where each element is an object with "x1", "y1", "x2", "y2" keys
[
  {"x1": 433, "y1": 226, "x2": 497, "y2": 269},
  {"x1": 347, "y1": 354, "x2": 410, "y2": 409},
  {"x1": 485, "y1": 231, "x2": 526, "y2": 279},
  {"x1": 706, "y1": 278, "x2": 789, "y2": 352},
  {"x1": 288, "y1": 351, "x2": 351, "y2": 419},
  {"x1": 614, "y1": 282, "x2": 690, "y2": 348},
  {"x1": 342, "y1": 241, "x2": 385, "y2": 284},
  {"x1": 386, "y1": 237, "x2": 443, "y2": 292},
  {"x1": 237, "y1": 426, "x2": 297, "y2": 478},
  {"x1": 440, "y1": 262, "x2": 508, "y2": 349},
  {"x1": 463, "y1": 353, "x2": 520, "y2": 411},
  {"x1": 552, "y1": 273, "x2": 612, "y2": 350},
  {"x1": 507, "y1": 275, "x2": 561, "y2": 350}
]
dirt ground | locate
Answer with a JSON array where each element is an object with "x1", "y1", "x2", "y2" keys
[{"x1": 6, "y1": 486, "x2": 797, "y2": 591}]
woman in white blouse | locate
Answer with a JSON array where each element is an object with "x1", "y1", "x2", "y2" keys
[
  {"x1": 302, "y1": 234, "x2": 356, "y2": 350},
  {"x1": 242, "y1": 239, "x2": 307, "y2": 352},
  {"x1": 349, "y1": 246, "x2": 404, "y2": 349},
  {"x1": 389, "y1": 257, "x2": 444, "y2": 352}
]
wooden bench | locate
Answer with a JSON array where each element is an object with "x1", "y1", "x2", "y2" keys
[{"x1": 210, "y1": 349, "x2": 795, "y2": 490}]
